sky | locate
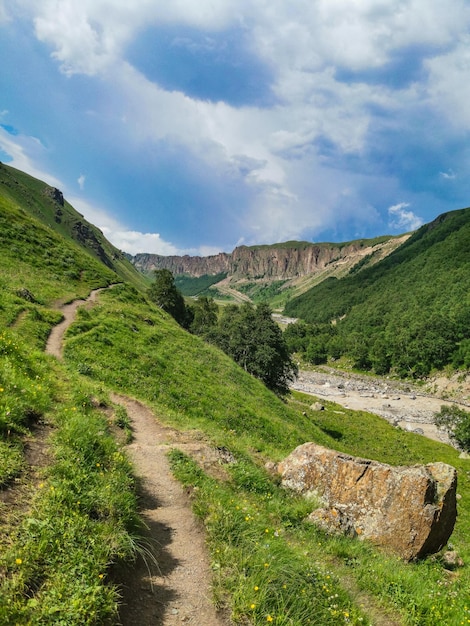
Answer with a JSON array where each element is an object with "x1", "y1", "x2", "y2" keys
[{"x1": 1, "y1": 1, "x2": 470, "y2": 256}]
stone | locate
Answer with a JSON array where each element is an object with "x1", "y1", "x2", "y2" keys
[
  {"x1": 43, "y1": 186, "x2": 64, "y2": 206},
  {"x1": 441, "y1": 550, "x2": 464, "y2": 570},
  {"x1": 276, "y1": 442, "x2": 457, "y2": 561},
  {"x1": 15, "y1": 287, "x2": 37, "y2": 302}
]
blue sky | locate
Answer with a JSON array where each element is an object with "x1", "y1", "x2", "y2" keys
[{"x1": 1, "y1": 1, "x2": 470, "y2": 256}]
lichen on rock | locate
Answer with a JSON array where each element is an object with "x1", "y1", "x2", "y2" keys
[{"x1": 276, "y1": 442, "x2": 457, "y2": 560}]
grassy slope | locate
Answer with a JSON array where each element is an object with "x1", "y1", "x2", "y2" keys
[
  {"x1": 64, "y1": 284, "x2": 470, "y2": 626},
  {"x1": 0, "y1": 162, "x2": 149, "y2": 292},
  {"x1": 1, "y1": 166, "x2": 470, "y2": 624},
  {"x1": 0, "y1": 175, "x2": 143, "y2": 624},
  {"x1": 284, "y1": 207, "x2": 470, "y2": 325}
]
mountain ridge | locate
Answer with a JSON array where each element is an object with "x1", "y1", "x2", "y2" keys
[{"x1": 130, "y1": 234, "x2": 409, "y2": 283}]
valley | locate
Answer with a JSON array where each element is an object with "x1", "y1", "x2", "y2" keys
[{"x1": 1, "y1": 162, "x2": 470, "y2": 625}]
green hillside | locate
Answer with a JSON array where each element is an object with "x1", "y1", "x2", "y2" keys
[
  {"x1": 0, "y1": 162, "x2": 148, "y2": 292},
  {"x1": 284, "y1": 208, "x2": 470, "y2": 376},
  {"x1": 1, "y1": 166, "x2": 470, "y2": 625}
]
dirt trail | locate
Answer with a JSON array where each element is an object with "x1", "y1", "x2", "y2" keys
[
  {"x1": 46, "y1": 289, "x2": 226, "y2": 626},
  {"x1": 112, "y1": 395, "x2": 225, "y2": 626},
  {"x1": 46, "y1": 289, "x2": 105, "y2": 358}
]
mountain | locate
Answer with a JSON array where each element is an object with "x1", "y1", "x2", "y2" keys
[
  {"x1": 131, "y1": 235, "x2": 409, "y2": 304},
  {"x1": 131, "y1": 237, "x2": 407, "y2": 280},
  {"x1": 284, "y1": 207, "x2": 470, "y2": 324},
  {"x1": 0, "y1": 162, "x2": 148, "y2": 291},
  {"x1": 2, "y1": 163, "x2": 470, "y2": 625},
  {"x1": 283, "y1": 207, "x2": 470, "y2": 376}
]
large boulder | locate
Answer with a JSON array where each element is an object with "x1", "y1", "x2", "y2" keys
[{"x1": 277, "y1": 443, "x2": 457, "y2": 561}]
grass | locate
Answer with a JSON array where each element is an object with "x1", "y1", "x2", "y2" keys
[
  {"x1": 2, "y1": 164, "x2": 470, "y2": 624},
  {"x1": 62, "y1": 283, "x2": 470, "y2": 625},
  {"x1": 169, "y1": 449, "x2": 369, "y2": 625},
  {"x1": 0, "y1": 334, "x2": 142, "y2": 624},
  {"x1": 0, "y1": 187, "x2": 146, "y2": 623},
  {"x1": 0, "y1": 162, "x2": 149, "y2": 292},
  {"x1": 0, "y1": 195, "x2": 118, "y2": 350}
]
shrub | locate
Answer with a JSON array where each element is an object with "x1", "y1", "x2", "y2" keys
[{"x1": 434, "y1": 405, "x2": 470, "y2": 451}]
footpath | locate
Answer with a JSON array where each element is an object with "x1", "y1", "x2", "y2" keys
[{"x1": 46, "y1": 288, "x2": 226, "y2": 626}]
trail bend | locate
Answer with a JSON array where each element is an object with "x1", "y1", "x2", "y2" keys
[{"x1": 46, "y1": 288, "x2": 226, "y2": 626}]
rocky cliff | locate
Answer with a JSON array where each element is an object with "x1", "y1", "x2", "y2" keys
[
  {"x1": 132, "y1": 251, "x2": 231, "y2": 277},
  {"x1": 131, "y1": 238, "x2": 404, "y2": 281}
]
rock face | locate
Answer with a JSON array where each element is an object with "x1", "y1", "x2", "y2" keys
[
  {"x1": 132, "y1": 252, "x2": 231, "y2": 277},
  {"x1": 277, "y1": 443, "x2": 457, "y2": 561},
  {"x1": 130, "y1": 237, "x2": 408, "y2": 280},
  {"x1": 43, "y1": 186, "x2": 64, "y2": 206}
]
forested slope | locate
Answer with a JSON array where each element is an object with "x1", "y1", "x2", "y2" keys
[{"x1": 284, "y1": 208, "x2": 470, "y2": 376}]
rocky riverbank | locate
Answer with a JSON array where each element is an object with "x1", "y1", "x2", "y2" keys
[{"x1": 292, "y1": 367, "x2": 470, "y2": 447}]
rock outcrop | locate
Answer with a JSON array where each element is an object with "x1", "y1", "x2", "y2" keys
[
  {"x1": 276, "y1": 443, "x2": 457, "y2": 560},
  {"x1": 132, "y1": 252, "x2": 231, "y2": 277},
  {"x1": 72, "y1": 221, "x2": 114, "y2": 268},
  {"x1": 43, "y1": 186, "x2": 64, "y2": 206},
  {"x1": 131, "y1": 237, "x2": 409, "y2": 281}
]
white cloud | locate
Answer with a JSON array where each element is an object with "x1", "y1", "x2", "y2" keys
[
  {"x1": 440, "y1": 169, "x2": 456, "y2": 180},
  {"x1": 425, "y1": 36, "x2": 470, "y2": 129},
  {"x1": 0, "y1": 126, "x2": 63, "y2": 188},
  {"x1": 0, "y1": 1, "x2": 10, "y2": 23},
  {"x1": 20, "y1": 1, "x2": 470, "y2": 162},
  {"x1": 388, "y1": 202, "x2": 423, "y2": 231},
  {"x1": 68, "y1": 195, "x2": 207, "y2": 256},
  {"x1": 7, "y1": 1, "x2": 470, "y2": 248},
  {"x1": 101, "y1": 229, "x2": 180, "y2": 256},
  {"x1": 26, "y1": 0, "x2": 246, "y2": 76},
  {"x1": 77, "y1": 173, "x2": 86, "y2": 189}
]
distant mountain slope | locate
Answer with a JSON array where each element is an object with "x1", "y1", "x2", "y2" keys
[
  {"x1": 0, "y1": 162, "x2": 148, "y2": 291},
  {"x1": 131, "y1": 235, "x2": 409, "y2": 307},
  {"x1": 285, "y1": 208, "x2": 470, "y2": 323},
  {"x1": 284, "y1": 207, "x2": 470, "y2": 376},
  {"x1": 132, "y1": 236, "x2": 405, "y2": 281}
]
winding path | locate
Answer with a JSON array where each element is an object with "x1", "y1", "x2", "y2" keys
[
  {"x1": 46, "y1": 289, "x2": 105, "y2": 358},
  {"x1": 46, "y1": 289, "x2": 226, "y2": 626}
]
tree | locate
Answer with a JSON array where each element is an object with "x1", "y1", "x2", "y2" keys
[
  {"x1": 434, "y1": 405, "x2": 470, "y2": 451},
  {"x1": 209, "y1": 302, "x2": 298, "y2": 395},
  {"x1": 148, "y1": 269, "x2": 190, "y2": 328},
  {"x1": 188, "y1": 296, "x2": 218, "y2": 336},
  {"x1": 305, "y1": 336, "x2": 328, "y2": 365}
]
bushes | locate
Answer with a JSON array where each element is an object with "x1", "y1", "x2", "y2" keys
[{"x1": 434, "y1": 405, "x2": 470, "y2": 451}]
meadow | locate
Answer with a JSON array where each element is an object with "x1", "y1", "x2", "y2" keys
[
  {"x1": 1, "y1": 166, "x2": 470, "y2": 624},
  {"x1": 63, "y1": 284, "x2": 470, "y2": 625}
]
